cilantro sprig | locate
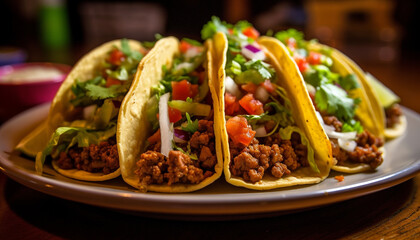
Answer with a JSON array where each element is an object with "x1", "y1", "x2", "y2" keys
[{"x1": 181, "y1": 113, "x2": 199, "y2": 133}]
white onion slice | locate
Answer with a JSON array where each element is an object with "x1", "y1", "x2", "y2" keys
[
  {"x1": 159, "y1": 93, "x2": 173, "y2": 157},
  {"x1": 326, "y1": 129, "x2": 357, "y2": 140},
  {"x1": 241, "y1": 44, "x2": 266, "y2": 60},
  {"x1": 338, "y1": 138, "x2": 357, "y2": 152},
  {"x1": 184, "y1": 47, "x2": 201, "y2": 59},
  {"x1": 83, "y1": 105, "x2": 97, "y2": 120},
  {"x1": 315, "y1": 111, "x2": 357, "y2": 151},
  {"x1": 174, "y1": 62, "x2": 193, "y2": 72},
  {"x1": 225, "y1": 76, "x2": 241, "y2": 98},
  {"x1": 254, "y1": 125, "x2": 267, "y2": 137},
  {"x1": 255, "y1": 85, "x2": 270, "y2": 103}
]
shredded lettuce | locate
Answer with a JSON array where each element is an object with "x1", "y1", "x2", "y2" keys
[
  {"x1": 172, "y1": 141, "x2": 198, "y2": 160},
  {"x1": 278, "y1": 126, "x2": 319, "y2": 173},
  {"x1": 121, "y1": 38, "x2": 143, "y2": 61},
  {"x1": 181, "y1": 113, "x2": 199, "y2": 133}
]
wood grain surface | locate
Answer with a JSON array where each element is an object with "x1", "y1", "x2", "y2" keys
[{"x1": 0, "y1": 172, "x2": 419, "y2": 240}]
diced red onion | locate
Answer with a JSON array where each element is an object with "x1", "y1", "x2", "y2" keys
[
  {"x1": 241, "y1": 44, "x2": 265, "y2": 60},
  {"x1": 255, "y1": 85, "x2": 270, "y2": 103},
  {"x1": 254, "y1": 125, "x2": 267, "y2": 137},
  {"x1": 225, "y1": 76, "x2": 241, "y2": 98},
  {"x1": 159, "y1": 93, "x2": 173, "y2": 157},
  {"x1": 174, "y1": 128, "x2": 189, "y2": 143}
]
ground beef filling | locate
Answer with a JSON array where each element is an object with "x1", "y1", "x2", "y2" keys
[
  {"x1": 56, "y1": 138, "x2": 119, "y2": 174},
  {"x1": 324, "y1": 115, "x2": 384, "y2": 169},
  {"x1": 135, "y1": 120, "x2": 216, "y2": 186},
  {"x1": 229, "y1": 133, "x2": 308, "y2": 183},
  {"x1": 385, "y1": 104, "x2": 403, "y2": 128}
]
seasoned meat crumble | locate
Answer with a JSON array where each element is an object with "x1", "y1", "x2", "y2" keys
[
  {"x1": 56, "y1": 138, "x2": 119, "y2": 174},
  {"x1": 135, "y1": 120, "x2": 216, "y2": 186},
  {"x1": 229, "y1": 132, "x2": 308, "y2": 183}
]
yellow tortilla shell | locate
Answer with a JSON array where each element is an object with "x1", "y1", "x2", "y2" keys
[
  {"x1": 307, "y1": 43, "x2": 385, "y2": 173},
  {"x1": 117, "y1": 37, "x2": 223, "y2": 192},
  {"x1": 331, "y1": 49, "x2": 386, "y2": 137},
  {"x1": 333, "y1": 50, "x2": 406, "y2": 139},
  {"x1": 213, "y1": 32, "x2": 333, "y2": 190},
  {"x1": 384, "y1": 115, "x2": 406, "y2": 139},
  {"x1": 17, "y1": 39, "x2": 144, "y2": 181}
]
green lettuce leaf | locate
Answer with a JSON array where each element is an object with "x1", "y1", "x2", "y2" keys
[
  {"x1": 315, "y1": 84, "x2": 359, "y2": 122},
  {"x1": 181, "y1": 113, "x2": 199, "y2": 133},
  {"x1": 35, "y1": 124, "x2": 116, "y2": 174},
  {"x1": 278, "y1": 126, "x2": 319, "y2": 173}
]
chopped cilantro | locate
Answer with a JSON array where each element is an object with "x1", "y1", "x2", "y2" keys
[
  {"x1": 201, "y1": 16, "x2": 229, "y2": 40},
  {"x1": 315, "y1": 84, "x2": 359, "y2": 122},
  {"x1": 181, "y1": 113, "x2": 199, "y2": 133},
  {"x1": 339, "y1": 74, "x2": 359, "y2": 91},
  {"x1": 274, "y1": 29, "x2": 305, "y2": 47},
  {"x1": 121, "y1": 38, "x2": 143, "y2": 61},
  {"x1": 182, "y1": 38, "x2": 202, "y2": 46},
  {"x1": 342, "y1": 119, "x2": 364, "y2": 133},
  {"x1": 85, "y1": 84, "x2": 129, "y2": 101}
]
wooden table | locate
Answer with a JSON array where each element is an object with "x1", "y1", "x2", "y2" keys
[
  {"x1": 0, "y1": 56, "x2": 419, "y2": 240},
  {"x1": 0, "y1": 171, "x2": 419, "y2": 239}
]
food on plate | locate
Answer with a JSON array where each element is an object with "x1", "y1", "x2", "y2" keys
[
  {"x1": 118, "y1": 36, "x2": 223, "y2": 192},
  {"x1": 334, "y1": 52, "x2": 406, "y2": 139},
  {"x1": 16, "y1": 39, "x2": 146, "y2": 181},
  {"x1": 202, "y1": 17, "x2": 333, "y2": 190},
  {"x1": 274, "y1": 29, "x2": 385, "y2": 173}
]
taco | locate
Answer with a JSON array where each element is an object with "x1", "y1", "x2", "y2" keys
[
  {"x1": 117, "y1": 37, "x2": 223, "y2": 192},
  {"x1": 332, "y1": 52, "x2": 406, "y2": 139},
  {"x1": 17, "y1": 39, "x2": 146, "y2": 181},
  {"x1": 274, "y1": 29, "x2": 385, "y2": 173},
  {"x1": 201, "y1": 18, "x2": 333, "y2": 190}
]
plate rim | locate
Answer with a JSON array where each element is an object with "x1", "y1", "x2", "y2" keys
[{"x1": 1, "y1": 104, "x2": 420, "y2": 215}]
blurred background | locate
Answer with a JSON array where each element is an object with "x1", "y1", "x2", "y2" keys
[{"x1": 0, "y1": 0, "x2": 419, "y2": 113}]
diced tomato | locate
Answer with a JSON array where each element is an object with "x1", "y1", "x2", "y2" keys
[
  {"x1": 241, "y1": 82, "x2": 258, "y2": 94},
  {"x1": 191, "y1": 70, "x2": 206, "y2": 84},
  {"x1": 226, "y1": 116, "x2": 256, "y2": 146},
  {"x1": 168, "y1": 107, "x2": 182, "y2": 123},
  {"x1": 239, "y1": 93, "x2": 264, "y2": 115},
  {"x1": 294, "y1": 55, "x2": 309, "y2": 73},
  {"x1": 228, "y1": 28, "x2": 233, "y2": 35},
  {"x1": 171, "y1": 79, "x2": 198, "y2": 100},
  {"x1": 147, "y1": 129, "x2": 161, "y2": 144},
  {"x1": 225, "y1": 92, "x2": 240, "y2": 115},
  {"x1": 242, "y1": 26, "x2": 260, "y2": 40},
  {"x1": 108, "y1": 49, "x2": 126, "y2": 66},
  {"x1": 286, "y1": 38, "x2": 297, "y2": 51},
  {"x1": 261, "y1": 79, "x2": 275, "y2": 93},
  {"x1": 334, "y1": 175, "x2": 345, "y2": 182},
  {"x1": 179, "y1": 40, "x2": 192, "y2": 53},
  {"x1": 190, "y1": 83, "x2": 198, "y2": 97},
  {"x1": 106, "y1": 77, "x2": 122, "y2": 87},
  {"x1": 307, "y1": 51, "x2": 322, "y2": 65}
]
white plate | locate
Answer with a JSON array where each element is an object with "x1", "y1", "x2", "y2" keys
[{"x1": 1, "y1": 103, "x2": 420, "y2": 217}]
